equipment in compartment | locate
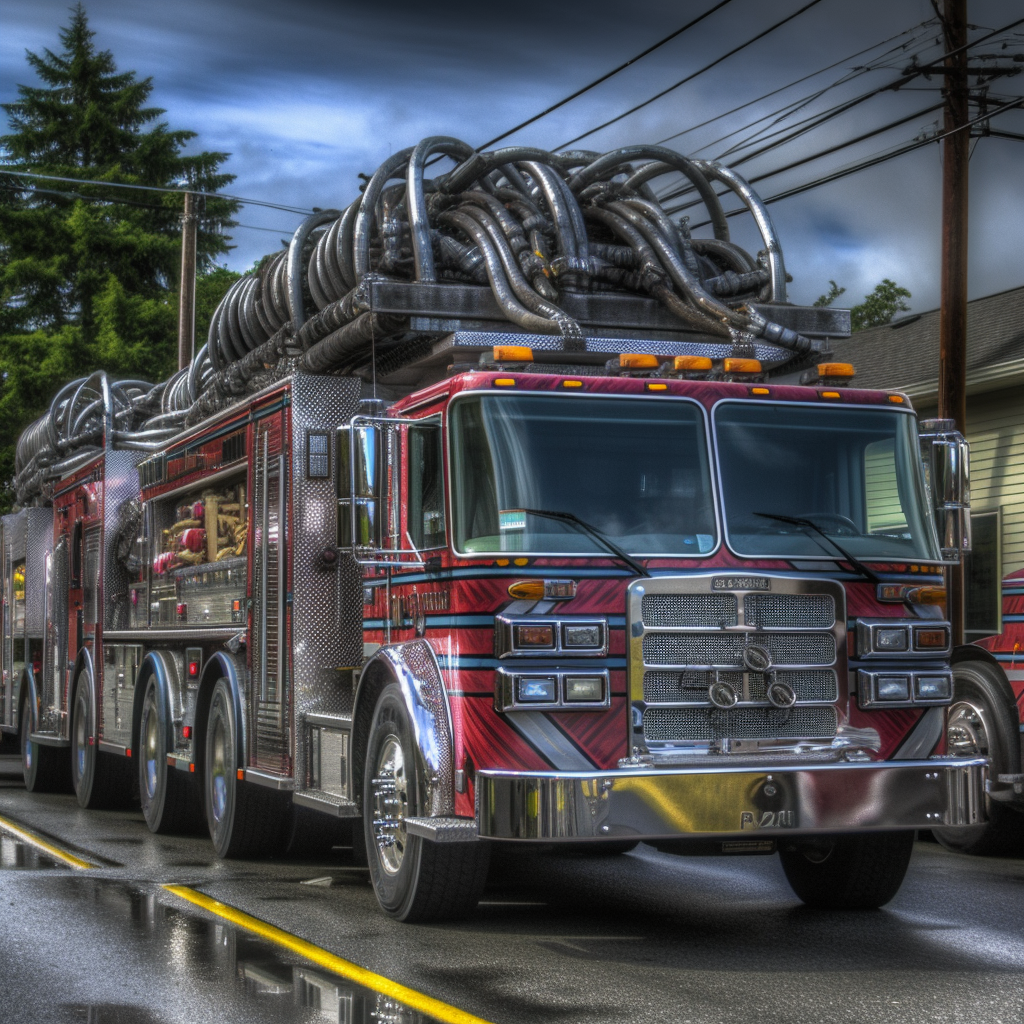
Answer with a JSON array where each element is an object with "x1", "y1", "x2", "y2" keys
[{"x1": 148, "y1": 480, "x2": 248, "y2": 625}]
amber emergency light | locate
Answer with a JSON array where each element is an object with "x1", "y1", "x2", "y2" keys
[
  {"x1": 619, "y1": 353, "x2": 660, "y2": 369},
  {"x1": 674, "y1": 355, "x2": 712, "y2": 371},
  {"x1": 723, "y1": 358, "x2": 761, "y2": 375},
  {"x1": 492, "y1": 345, "x2": 533, "y2": 362}
]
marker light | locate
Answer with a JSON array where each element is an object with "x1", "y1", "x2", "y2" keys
[
  {"x1": 514, "y1": 623, "x2": 555, "y2": 647},
  {"x1": 888, "y1": 394, "x2": 905, "y2": 403},
  {"x1": 619, "y1": 353, "x2": 660, "y2": 369},
  {"x1": 561, "y1": 380, "x2": 583, "y2": 388},
  {"x1": 750, "y1": 387, "x2": 770, "y2": 396},
  {"x1": 493, "y1": 345, "x2": 533, "y2": 362},
  {"x1": 908, "y1": 586, "x2": 946, "y2": 605},
  {"x1": 564, "y1": 675, "x2": 605, "y2": 702},
  {"x1": 723, "y1": 358, "x2": 761, "y2": 374},
  {"x1": 821, "y1": 391, "x2": 842, "y2": 399},
  {"x1": 674, "y1": 355, "x2": 712, "y2": 371},
  {"x1": 913, "y1": 626, "x2": 951, "y2": 650},
  {"x1": 817, "y1": 362, "x2": 855, "y2": 378},
  {"x1": 493, "y1": 378, "x2": 517, "y2": 387},
  {"x1": 507, "y1": 579, "x2": 577, "y2": 601},
  {"x1": 646, "y1": 381, "x2": 668, "y2": 391},
  {"x1": 188, "y1": 660, "x2": 200, "y2": 677}
]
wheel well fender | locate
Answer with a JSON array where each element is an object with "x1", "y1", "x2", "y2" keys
[
  {"x1": 131, "y1": 651, "x2": 180, "y2": 756},
  {"x1": 192, "y1": 651, "x2": 247, "y2": 782},
  {"x1": 17, "y1": 665, "x2": 39, "y2": 732},
  {"x1": 951, "y1": 644, "x2": 1020, "y2": 763},
  {"x1": 351, "y1": 639, "x2": 454, "y2": 817}
]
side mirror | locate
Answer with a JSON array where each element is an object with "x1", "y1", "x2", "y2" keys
[
  {"x1": 337, "y1": 423, "x2": 385, "y2": 552},
  {"x1": 918, "y1": 418, "x2": 971, "y2": 561}
]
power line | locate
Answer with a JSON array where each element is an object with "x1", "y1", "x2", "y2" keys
[
  {"x1": 476, "y1": 0, "x2": 736, "y2": 150},
  {"x1": 653, "y1": 22, "x2": 932, "y2": 149},
  {"x1": 555, "y1": 0, "x2": 827, "y2": 150},
  {"x1": 0, "y1": 169, "x2": 314, "y2": 216},
  {"x1": 678, "y1": 95, "x2": 1023, "y2": 226},
  {"x1": 663, "y1": 100, "x2": 945, "y2": 213}
]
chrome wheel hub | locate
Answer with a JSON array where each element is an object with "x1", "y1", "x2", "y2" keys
[
  {"x1": 371, "y1": 736, "x2": 409, "y2": 875},
  {"x1": 946, "y1": 700, "x2": 990, "y2": 758}
]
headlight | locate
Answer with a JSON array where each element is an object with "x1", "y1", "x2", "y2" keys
[
  {"x1": 496, "y1": 615, "x2": 607, "y2": 657},
  {"x1": 495, "y1": 668, "x2": 610, "y2": 711},
  {"x1": 858, "y1": 669, "x2": 953, "y2": 709},
  {"x1": 856, "y1": 618, "x2": 951, "y2": 658}
]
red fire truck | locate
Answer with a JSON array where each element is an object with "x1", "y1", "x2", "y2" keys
[{"x1": 0, "y1": 139, "x2": 997, "y2": 921}]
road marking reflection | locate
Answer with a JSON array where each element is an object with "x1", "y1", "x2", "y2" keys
[
  {"x1": 164, "y1": 884, "x2": 496, "y2": 1024},
  {"x1": 0, "y1": 813, "x2": 97, "y2": 869}
]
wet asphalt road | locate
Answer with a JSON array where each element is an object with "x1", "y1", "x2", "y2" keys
[{"x1": 0, "y1": 752, "x2": 1021, "y2": 1024}]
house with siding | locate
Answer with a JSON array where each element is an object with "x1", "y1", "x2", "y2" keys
[{"x1": 816, "y1": 285, "x2": 1024, "y2": 634}]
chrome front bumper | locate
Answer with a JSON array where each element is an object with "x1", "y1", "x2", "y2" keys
[{"x1": 476, "y1": 758, "x2": 987, "y2": 841}]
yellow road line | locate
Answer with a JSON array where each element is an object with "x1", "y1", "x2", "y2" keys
[
  {"x1": 0, "y1": 814, "x2": 97, "y2": 870},
  {"x1": 164, "y1": 885, "x2": 496, "y2": 1024}
]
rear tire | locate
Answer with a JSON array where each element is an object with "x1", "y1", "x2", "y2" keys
[
  {"x1": 933, "y1": 660, "x2": 1024, "y2": 857},
  {"x1": 779, "y1": 831, "x2": 915, "y2": 910},
  {"x1": 70, "y1": 674, "x2": 133, "y2": 809},
  {"x1": 139, "y1": 676, "x2": 202, "y2": 834},
  {"x1": 20, "y1": 696, "x2": 68, "y2": 793},
  {"x1": 364, "y1": 683, "x2": 489, "y2": 922},
  {"x1": 204, "y1": 678, "x2": 285, "y2": 858}
]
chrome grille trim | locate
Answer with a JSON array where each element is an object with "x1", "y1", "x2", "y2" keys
[
  {"x1": 628, "y1": 574, "x2": 847, "y2": 756},
  {"x1": 644, "y1": 706, "x2": 838, "y2": 743}
]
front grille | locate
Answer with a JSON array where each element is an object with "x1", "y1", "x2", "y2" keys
[
  {"x1": 630, "y1": 576, "x2": 846, "y2": 753},
  {"x1": 643, "y1": 631, "x2": 836, "y2": 667},
  {"x1": 644, "y1": 705, "x2": 838, "y2": 743},
  {"x1": 642, "y1": 593, "x2": 738, "y2": 628},
  {"x1": 643, "y1": 668, "x2": 838, "y2": 704},
  {"x1": 744, "y1": 594, "x2": 834, "y2": 629}
]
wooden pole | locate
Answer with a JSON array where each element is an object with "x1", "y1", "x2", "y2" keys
[
  {"x1": 178, "y1": 190, "x2": 198, "y2": 372},
  {"x1": 938, "y1": 0, "x2": 969, "y2": 645}
]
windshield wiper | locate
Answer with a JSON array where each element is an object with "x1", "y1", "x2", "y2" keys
[
  {"x1": 518, "y1": 508, "x2": 651, "y2": 578},
  {"x1": 753, "y1": 512, "x2": 880, "y2": 584}
]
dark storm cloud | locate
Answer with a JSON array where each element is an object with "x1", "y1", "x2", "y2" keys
[{"x1": 2, "y1": 0, "x2": 1021, "y2": 308}]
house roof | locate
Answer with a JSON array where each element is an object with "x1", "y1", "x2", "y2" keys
[{"x1": 819, "y1": 284, "x2": 1024, "y2": 400}]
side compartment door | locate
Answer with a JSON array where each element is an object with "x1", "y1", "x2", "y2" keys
[{"x1": 250, "y1": 411, "x2": 292, "y2": 774}]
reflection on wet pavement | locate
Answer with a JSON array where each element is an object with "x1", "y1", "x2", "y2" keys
[
  {"x1": 46, "y1": 876, "x2": 436, "y2": 1024},
  {"x1": 0, "y1": 832, "x2": 58, "y2": 870}
]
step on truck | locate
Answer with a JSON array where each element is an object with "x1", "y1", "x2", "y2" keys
[{"x1": 0, "y1": 139, "x2": 991, "y2": 920}]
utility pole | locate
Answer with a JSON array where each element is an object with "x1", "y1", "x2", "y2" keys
[
  {"x1": 178, "y1": 190, "x2": 198, "y2": 372},
  {"x1": 938, "y1": 0, "x2": 969, "y2": 646}
]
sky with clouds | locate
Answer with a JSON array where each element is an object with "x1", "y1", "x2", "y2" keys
[{"x1": 2, "y1": 0, "x2": 1021, "y2": 312}]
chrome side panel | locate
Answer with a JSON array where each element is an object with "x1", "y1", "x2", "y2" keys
[
  {"x1": 102, "y1": 449, "x2": 144, "y2": 631},
  {"x1": 100, "y1": 644, "x2": 142, "y2": 747},
  {"x1": 40, "y1": 537, "x2": 68, "y2": 735},
  {"x1": 24, "y1": 507, "x2": 54, "y2": 638},
  {"x1": 288, "y1": 374, "x2": 361, "y2": 787},
  {"x1": 477, "y1": 758, "x2": 987, "y2": 840},
  {"x1": 354, "y1": 640, "x2": 455, "y2": 818}
]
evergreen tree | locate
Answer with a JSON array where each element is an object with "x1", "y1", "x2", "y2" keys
[{"x1": 0, "y1": 4, "x2": 239, "y2": 509}]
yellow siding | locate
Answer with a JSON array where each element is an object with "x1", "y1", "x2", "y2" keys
[{"x1": 919, "y1": 390, "x2": 1024, "y2": 576}]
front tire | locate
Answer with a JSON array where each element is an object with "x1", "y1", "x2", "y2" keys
[
  {"x1": 933, "y1": 660, "x2": 1024, "y2": 857},
  {"x1": 779, "y1": 831, "x2": 915, "y2": 910},
  {"x1": 139, "y1": 676, "x2": 201, "y2": 834},
  {"x1": 204, "y1": 678, "x2": 285, "y2": 858},
  {"x1": 363, "y1": 684, "x2": 489, "y2": 922}
]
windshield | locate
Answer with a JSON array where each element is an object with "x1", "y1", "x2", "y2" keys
[
  {"x1": 449, "y1": 394, "x2": 717, "y2": 555},
  {"x1": 714, "y1": 402, "x2": 940, "y2": 560}
]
